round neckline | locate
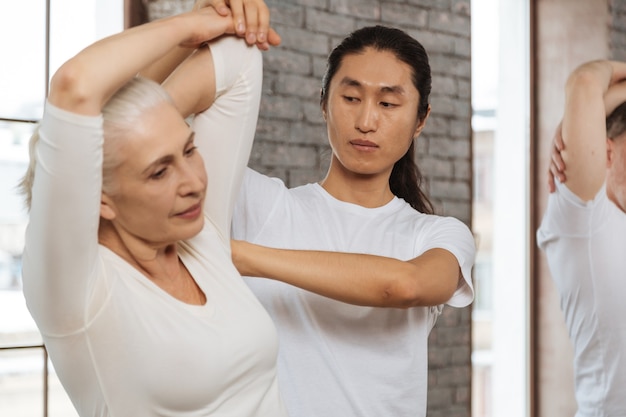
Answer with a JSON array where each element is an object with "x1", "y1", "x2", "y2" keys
[
  {"x1": 310, "y1": 182, "x2": 403, "y2": 214},
  {"x1": 98, "y1": 244, "x2": 215, "y2": 315}
]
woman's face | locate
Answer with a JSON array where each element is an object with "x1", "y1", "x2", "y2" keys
[
  {"x1": 323, "y1": 48, "x2": 427, "y2": 178},
  {"x1": 101, "y1": 102, "x2": 207, "y2": 246}
]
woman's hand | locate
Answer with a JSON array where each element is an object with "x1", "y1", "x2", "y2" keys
[
  {"x1": 547, "y1": 122, "x2": 566, "y2": 193},
  {"x1": 139, "y1": 2, "x2": 277, "y2": 86},
  {"x1": 177, "y1": 7, "x2": 236, "y2": 48},
  {"x1": 201, "y1": 0, "x2": 281, "y2": 50}
]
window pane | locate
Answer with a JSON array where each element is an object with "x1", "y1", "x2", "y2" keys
[
  {"x1": 0, "y1": 121, "x2": 39, "y2": 349},
  {"x1": 0, "y1": 348, "x2": 45, "y2": 417},
  {"x1": 0, "y1": 2, "x2": 47, "y2": 120},
  {"x1": 471, "y1": 1, "x2": 530, "y2": 417},
  {"x1": 0, "y1": 1, "x2": 123, "y2": 414},
  {"x1": 49, "y1": 0, "x2": 124, "y2": 77},
  {"x1": 0, "y1": 351, "x2": 79, "y2": 417}
]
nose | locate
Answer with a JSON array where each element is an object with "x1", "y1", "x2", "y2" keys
[
  {"x1": 179, "y1": 159, "x2": 206, "y2": 197},
  {"x1": 355, "y1": 100, "x2": 378, "y2": 133}
]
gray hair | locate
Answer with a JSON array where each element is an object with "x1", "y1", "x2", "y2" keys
[
  {"x1": 18, "y1": 127, "x2": 40, "y2": 210},
  {"x1": 20, "y1": 76, "x2": 174, "y2": 210}
]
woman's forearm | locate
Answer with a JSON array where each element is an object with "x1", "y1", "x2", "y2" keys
[
  {"x1": 231, "y1": 240, "x2": 459, "y2": 308},
  {"x1": 140, "y1": 0, "x2": 281, "y2": 84},
  {"x1": 48, "y1": 10, "x2": 232, "y2": 115},
  {"x1": 139, "y1": 45, "x2": 196, "y2": 84}
]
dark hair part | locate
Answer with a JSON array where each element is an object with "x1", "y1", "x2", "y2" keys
[
  {"x1": 320, "y1": 25, "x2": 434, "y2": 214},
  {"x1": 606, "y1": 101, "x2": 626, "y2": 141}
]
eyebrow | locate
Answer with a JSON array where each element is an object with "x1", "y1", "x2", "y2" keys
[
  {"x1": 142, "y1": 131, "x2": 196, "y2": 175},
  {"x1": 339, "y1": 76, "x2": 406, "y2": 95}
]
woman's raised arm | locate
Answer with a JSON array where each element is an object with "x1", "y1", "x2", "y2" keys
[{"x1": 49, "y1": 8, "x2": 234, "y2": 116}]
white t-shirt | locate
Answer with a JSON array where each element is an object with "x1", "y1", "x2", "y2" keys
[
  {"x1": 232, "y1": 168, "x2": 475, "y2": 417},
  {"x1": 22, "y1": 38, "x2": 287, "y2": 417},
  {"x1": 537, "y1": 180, "x2": 626, "y2": 417}
]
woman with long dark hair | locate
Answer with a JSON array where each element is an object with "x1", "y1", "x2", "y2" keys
[{"x1": 230, "y1": 25, "x2": 475, "y2": 417}]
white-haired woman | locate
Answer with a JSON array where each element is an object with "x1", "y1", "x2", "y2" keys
[{"x1": 20, "y1": 6, "x2": 286, "y2": 417}]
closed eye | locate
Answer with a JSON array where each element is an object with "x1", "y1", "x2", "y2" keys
[
  {"x1": 184, "y1": 145, "x2": 198, "y2": 157},
  {"x1": 150, "y1": 167, "x2": 167, "y2": 180}
]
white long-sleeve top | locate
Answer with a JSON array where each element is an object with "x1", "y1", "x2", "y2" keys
[{"x1": 22, "y1": 37, "x2": 287, "y2": 417}]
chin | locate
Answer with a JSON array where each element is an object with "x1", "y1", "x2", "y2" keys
[{"x1": 180, "y1": 217, "x2": 205, "y2": 241}]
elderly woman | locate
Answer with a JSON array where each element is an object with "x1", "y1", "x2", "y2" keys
[{"x1": 20, "y1": 6, "x2": 286, "y2": 417}]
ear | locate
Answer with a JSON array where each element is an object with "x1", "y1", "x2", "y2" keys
[
  {"x1": 413, "y1": 104, "x2": 431, "y2": 138},
  {"x1": 321, "y1": 101, "x2": 327, "y2": 121},
  {"x1": 100, "y1": 193, "x2": 117, "y2": 221},
  {"x1": 607, "y1": 138, "x2": 614, "y2": 168}
]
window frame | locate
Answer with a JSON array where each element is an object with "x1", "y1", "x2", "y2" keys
[{"x1": 0, "y1": 1, "x2": 137, "y2": 415}]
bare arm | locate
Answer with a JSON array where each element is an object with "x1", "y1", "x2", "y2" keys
[
  {"x1": 559, "y1": 60, "x2": 626, "y2": 199},
  {"x1": 231, "y1": 240, "x2": 462, "y2": 308},
  {"x1": 49, "y1": 8, "x2": 234, "y2": 116},
  {"x1": 548, "y1": 77, "x2": 626, "y2": 192},
  {"x1": 604, "y1": 79, "x2": 626, "y2": 116},
  {"x1": 162, "y1": 46, "x2": 217, "y2": 118},
  {"x1": 140, "y1": 0, "x2": 280, "y2": 84}
]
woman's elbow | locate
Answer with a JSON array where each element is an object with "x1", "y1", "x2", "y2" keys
[
  {"x1": 386, "y1": 271, "x2": 458, "y2": 309},
  {"x1": 48, "y1": 60, "x2": 96, "y2": 111}
]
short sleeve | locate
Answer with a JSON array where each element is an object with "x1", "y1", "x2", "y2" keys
[
  {"x1": 232, "y1": 168, "x2": 287, "y2": 241},
  {"x1": 420, "y1": 217, "x2": 476, "y2": 308}
]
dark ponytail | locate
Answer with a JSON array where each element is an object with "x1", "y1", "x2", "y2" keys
[{"x1": 390, "y1": 142, "x2": 433, "y2": 213}]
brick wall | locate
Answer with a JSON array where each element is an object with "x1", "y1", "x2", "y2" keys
[
  {"x1": 610, "y1": 0, "x2": 626, "y2": 60},
  {"x1": 147, "y1": 1, "x2": 473, "y2": 415}
]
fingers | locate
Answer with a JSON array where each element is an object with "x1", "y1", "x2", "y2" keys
[
  {"x1": 554, "y1": 124, "x2": 565, "y2": 152},
  {"x1": 238, "y1": 0, "x2": 264, "y2": 46},
  {"x1": 547, "y1": 170, "x2": 556, "y2": 193},
  {"x1": 201, "y1": 0, "x2": 280, "y2": 50},
  {"x1": 226, "y1": 0, "x2": 245, "y2": 36},
  {"x1": 550, "y1": 146, "x2": 564, "y2": 173},
  {"x1": 547, "y1": 163, "x2": 561, "y2": 193},
  {"x1": 249, "y1": 22, "x2": 282, "y2": 51},
  {"x1": 230, "y1": 0, "x2": 277, "y2": 48},
  {"x1": 196, "y1": 0, "x2": 227, "y2": 14},
  {"x1": 267, "y1": 27, "x2": 282, "y2": 46},
  {"x1": 547, "y1": 145, "x2": 566, "y2": 192},
  {"x1": 252, "y1": 1, "x2": 269, "y2": 46},
  {"x1": 550, "y1": 152, "x2": 565, "y2": 178},
  {"x1": 244, "y1": 3, "x2": 260, "y2": 44},
  {"x1": 548, "y1": 152, "x2": 564, "y2": 193},
  {"x1": 546, "y1": 121, "x2": 566, "y2": 192}
]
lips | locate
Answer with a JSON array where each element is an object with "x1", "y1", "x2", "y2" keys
[
  {"x1": 350, "y1": 139, "x2": 379, "y2": 151},
  {"x1": 175, "y1": 202, "x2": 202, "y2": 219},
  {"x1": 350, "y1": 139, "x2": 378, "y2": 147}
]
